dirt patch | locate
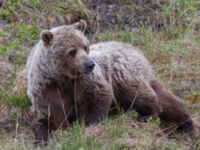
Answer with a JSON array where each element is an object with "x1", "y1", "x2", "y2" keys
[
  {"x1": 13, "y1": 69, "x2": 27, "y2": 93},
  {"x1": 85, "y1": 124, "x2": 108, "y2": 143},
  {"x1": 0, "y1": 61, "x2": 14, "y2": 86}
]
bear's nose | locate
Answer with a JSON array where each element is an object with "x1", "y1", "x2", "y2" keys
[{"x1": 85, "y1": 59, "x2": 95, "y2": 73}]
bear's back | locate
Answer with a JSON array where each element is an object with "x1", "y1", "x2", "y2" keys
[{"x1": 90, "y1": 41, "x2": 155, "y2": 82}]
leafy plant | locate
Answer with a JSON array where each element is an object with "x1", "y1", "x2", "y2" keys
[
  {"x1": 0, "y1": 87, "x2": 31, "y2": 109},
  {"x1": 55, "y1": 122, "x2": 101, "y2": 150}
]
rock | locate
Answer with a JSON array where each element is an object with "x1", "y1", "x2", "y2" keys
[
  {"x1": 0, "y1": 21, "x2": 7, "y2": 29},
  {"x1": 0, "y1": 61, "x2": 14, "y2": 85},
  {"x1": 13, "y1": 69, "x2": 27, "y2": 93}
]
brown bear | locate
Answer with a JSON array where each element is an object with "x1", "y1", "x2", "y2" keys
[{"x1": 26, "y1": 20, "x2": 194, "y2": 144}]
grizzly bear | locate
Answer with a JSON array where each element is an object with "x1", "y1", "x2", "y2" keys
[{"x1": 26, "y1": 20, "x2": 194, "y2": 144}]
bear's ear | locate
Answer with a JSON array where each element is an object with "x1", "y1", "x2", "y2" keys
[
  {"x1": 40, "y1": 30, "x2": 53, "y2": 45},
  {"x1": 73, "y1": 20, "x2": 87, "y2": 32}
]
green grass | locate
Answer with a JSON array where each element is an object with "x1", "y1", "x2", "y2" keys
[
  {"x1": 53, "y1": 123, "x2": 102, "y2": 150},
  {"x1": 0, "y1": 87, "x2": 31, "y2": 109},
  {"x1": 0, "y1": 111, "x2": 197, "y2": 150}
]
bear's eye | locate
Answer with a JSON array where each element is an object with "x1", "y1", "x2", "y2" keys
[
  {"x1": 84, "y1": 46, "x2": 89, "y2": 52},
  {"x1": 68, "y1": 49, "x2": 77, "y2": 57}
]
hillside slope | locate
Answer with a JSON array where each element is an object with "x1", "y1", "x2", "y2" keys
[{"x1": 0, "y1": 0, "x2": 200, "y2": 149}]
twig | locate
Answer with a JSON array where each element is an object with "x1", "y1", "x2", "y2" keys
[
  {"x1": 57, "y1": 88, "x2": 70, "y2": 127},
  {"x1": 74, "y1": 70, "x2": 78, "y2": 119},
  {"x1": 14, "y1": 111, "x2": 19, "y2": 144}
]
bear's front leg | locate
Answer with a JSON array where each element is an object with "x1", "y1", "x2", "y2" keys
[
  {"x1": 78, "y1": 79, "x2": 113, "y2": 125},
  {"x1": 31, "y1": 90, "x2": 51, "y2": 145},
  {"x1": 33, "y1": 119, "x2": 49, "y2": 145}
]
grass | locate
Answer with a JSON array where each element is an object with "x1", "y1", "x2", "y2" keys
[
  {"x1": 1, "y1": 90, "x2": 31, "y2": 109},
  {"x1": 0, "y1": 0, "x2": 200, "y2": 149},
  {"x1": 96, "y1": 26, "x2": 200, "y2": 96},
  {"x1": 0, "y1": 111, "x2": 198, "y2": 150}
]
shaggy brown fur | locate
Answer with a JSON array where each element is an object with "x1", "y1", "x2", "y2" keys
[
  {"x1": 150, "y1": 80, "x2": 193, "y2": 133},
  {"x1": 32, "y1": 82, "x2": 76, "y2": 144},
  {"x1": 26, "y1": 21, "x2": 194, "y2": 144},
  {"x1": 33, "y1": 78, "x2": 112, "y2": 144}
]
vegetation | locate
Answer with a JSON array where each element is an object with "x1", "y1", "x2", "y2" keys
[{"x1": 0, "y1": 0, "x2": 199, "y2": 149}]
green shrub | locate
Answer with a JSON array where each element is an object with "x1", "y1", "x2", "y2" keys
[{"x1": 0, "y1": 87, "x2": 31, "y2": 109}]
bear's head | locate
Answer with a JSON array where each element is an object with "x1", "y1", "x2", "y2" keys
[{"x1": 40, "y1": 20, "x2": 95, "y2": 78}]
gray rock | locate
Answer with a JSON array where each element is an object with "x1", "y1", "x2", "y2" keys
[
  {"x1": 13, "y1": 69, "x2": 27, "y2": 93},
  {"x1": 0, "y1": 61, "x2": 14, "y2": 85}
]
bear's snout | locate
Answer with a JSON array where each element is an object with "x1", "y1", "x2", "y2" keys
[{"x1": 83, "y1": 58, "x2": 95, "y2": 73}]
